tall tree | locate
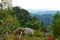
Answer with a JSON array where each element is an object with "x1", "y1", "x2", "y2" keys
[{"x1": 51, "y1": 11, "x2": 60, "y2": 40}]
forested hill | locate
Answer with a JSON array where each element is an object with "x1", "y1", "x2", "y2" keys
[{"x1": 0, "y1": 6, "x2": 42, "y2": 34}]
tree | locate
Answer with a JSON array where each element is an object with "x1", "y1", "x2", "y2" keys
[
  {"x1": 12, "y1": 6, "x2": 42, "y2": 30},
  {"x1": 51, "y1": 11, "x2": 60, "y2": 40},
  {"x1": 25, "y1": 16, "x2": 41, "y2": 30},
  {"x1": 12, "y1": 6, "x2": 30, "y2": 27},
  {"x1": 0, "y1": 8, "x2": 20, "y2": 34}
]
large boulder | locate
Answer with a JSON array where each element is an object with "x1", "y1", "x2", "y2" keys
[
  {"x1": 13, "y1": 28, "x2": 34, "y2": 36},
  {"x1": 21, "y1": 28, "x2": 34, "y2": 35}
]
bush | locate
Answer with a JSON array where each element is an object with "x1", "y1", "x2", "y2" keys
[{"x1": 34, "y1": 30, "x2": 43, "y2": 37}]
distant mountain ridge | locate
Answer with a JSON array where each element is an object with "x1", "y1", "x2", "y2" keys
[
  {"x1": 28, "y1": 10, "x2": 57, "y2": 26},
  {"x1": 30, "y1": 13, "x2": 53, "y2": 26},
  {"x1": 27, "y1": 9, "x2": 57, "y2": 14}
]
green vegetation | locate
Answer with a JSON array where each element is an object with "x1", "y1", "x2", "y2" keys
[
  {"x1": 0, "y1": 4, "x2": 42, "y2": 35},
  {"x1": 0, "y1": 3, "x2": 60, "y2": 40},
  {"x1": 51, "y1": 11, "x2": 60, "y2": 40},
  {"x1": 12, "y1": 6, "x2": 41, "y2": 30}
]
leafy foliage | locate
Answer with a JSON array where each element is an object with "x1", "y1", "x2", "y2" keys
[
  {"x1": 51, "y1": 11, "x2": 60, "y2": 39},
  {"x1": 0, "y1": 8, "x2": 20, "y2": 34},
  {"x1": 0, "y1": 6, "x2": 42, "y2": 34},
  {"x1": 12, "y1": 6, "x2": 41, "y2": 29}
]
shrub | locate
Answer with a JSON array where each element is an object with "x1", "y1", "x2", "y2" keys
[{"x1": 34, "y1": 30, "x2": 43, "y2": 37}]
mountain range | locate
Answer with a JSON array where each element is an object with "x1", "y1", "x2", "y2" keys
[{"x1": 27, "y1": 10, "x2": 57, "y2": 26}]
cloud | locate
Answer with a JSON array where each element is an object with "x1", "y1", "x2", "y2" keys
[{"x1": 12, "y1": 0, "x2": 60, "y2": 10}]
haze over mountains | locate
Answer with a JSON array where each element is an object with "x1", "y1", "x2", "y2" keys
[
  {"x1": 27, "y1": 10, "x2": 57, "y2": 26},
  {"x1": 27, "y1": 9, "x2": 57, "y2": 14}
]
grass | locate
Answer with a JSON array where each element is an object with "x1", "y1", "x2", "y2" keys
[
  {"x1": 0, "y1": 30, "x2": 48, "y2": 40},
  {"x1": 0, "y1": 30, "x2": 58, "y2": 40},
  {"x1": 0, "y1": 34, "x2": 56, "y2": 40}
]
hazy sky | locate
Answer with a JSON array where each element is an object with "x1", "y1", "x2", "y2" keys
[{"x1": 12, "y1": 0, "x2": 60, "y2": 10}]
